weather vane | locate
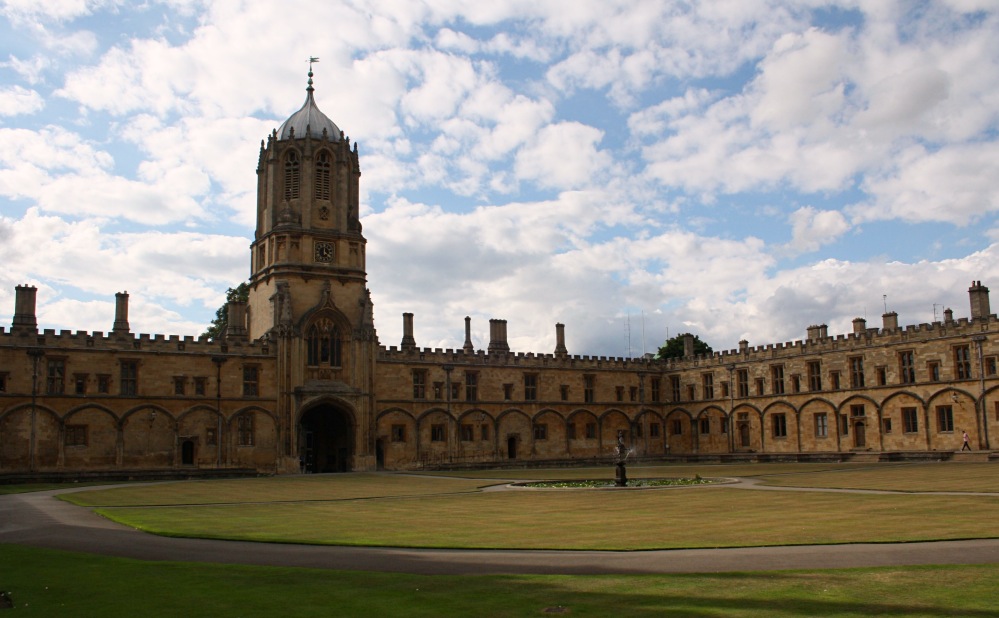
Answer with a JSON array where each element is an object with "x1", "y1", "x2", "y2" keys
[{"x1": 309, "y1": 56, "x2": 320, "y2": 72}]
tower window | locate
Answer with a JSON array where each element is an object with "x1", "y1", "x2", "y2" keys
[
  {"x1": 284, "y1": 151, "x2": 301, "y2": 200},
  {"x1": 306, "y1": 318, "x2": 342, "y2": 367},
  {"x1": 315, "y1": 151, "x2": 331, "y2": 201}
]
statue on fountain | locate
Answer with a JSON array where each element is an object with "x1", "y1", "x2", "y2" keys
[{"x1": 614, "y1": 430, "x2": 628, "y2": 487}]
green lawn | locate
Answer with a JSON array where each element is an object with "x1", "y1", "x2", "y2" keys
[
  {"x1": 752, "y1": 462, "x2": 999, "y2": 492},
  {"x1": 8, "y1": 462, "x2": 999, "y2": 616},
  {"x1": 63, "y1": 474, "x2": 490, "y2": 507},
  {"x1": 2, "y1": 544, "x2": 997, "y2": 618},
  {"x1": 56, "y1": 462, "x2": 999, "y2": 551},
  {"x1": 92, "y1": 487, "x2": 999, "y2": 550}
]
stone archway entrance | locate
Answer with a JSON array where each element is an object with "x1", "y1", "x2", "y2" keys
[{"x1": 299, "y1": 405, "x2": 354, "y2": 473}]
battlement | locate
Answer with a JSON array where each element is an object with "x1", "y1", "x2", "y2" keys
[
  {"x1": 377, "y1": 344, "x2": 657, "y2": 370},
  {"x1": 703, "y1": 313, "x2": 999, "y2": 367},
  {"x1": 0, "y1": 327, "x2": 274, "y2": 356},
  {"x1": 377, "y1": 309, "x2": 999, "y2": 373}
]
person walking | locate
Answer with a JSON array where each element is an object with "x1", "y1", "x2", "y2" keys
[{"x1": 962, "y1": 430, "x2": 972, "y2": 451}]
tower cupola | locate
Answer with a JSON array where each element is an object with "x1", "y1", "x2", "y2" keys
[{"x1": 276, "y1": 67, "x2": 342, "y2": 141}]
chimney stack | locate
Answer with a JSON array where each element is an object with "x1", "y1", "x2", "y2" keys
[
  {"x1": 969, "y1": 280, "x2": 991, "y2": 321},
  {"x1": 400, "y1": 313, "x2": 416, "y2": 351},
  {"x1": 226, "y1": 301, "x2": 247, "y2": 339},
  {"x1": 112, "y1": 291, "x2": 130, "y2": 335},
  {"x1": 554, "y1": 323, "x2": 568, "y2": 356},
  {"x1": 807, "y1": 324, "x2": 829, "y2": 341},
  {"x1": 852, "y1": 317, "x2": 866, "y2": 334},
  {"x1": 463, "y1": 316, "x2": 475, "y2": 354},
  {"x1": 487, "y1": 319, "x2": 510, "y2": 354},
  {"x1": 12, "y1": 285, "x2": 38, "y2": 333},
  {"x1": 683, "y1": 333, "x2": 695, "y2": 358},
  {"x1": 882, "y1": 311, "x2": 898, "y2": 331}
]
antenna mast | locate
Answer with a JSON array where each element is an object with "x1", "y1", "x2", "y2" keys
[
  {"x1": 625, "y1": 315, "x2": 632, "y2": 358},
  {"x1": 641, "y1": 311, "x2": 646, "y2": 356}
]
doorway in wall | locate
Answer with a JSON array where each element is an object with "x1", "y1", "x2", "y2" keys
[{"x1": 299, "y1": 405, "x2": 354, "y2": 472}]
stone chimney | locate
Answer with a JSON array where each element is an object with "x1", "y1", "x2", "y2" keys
[
  {"x1": 554, "y1": 323, "x2": 568, "y2": 356},
  {"x1": 882, "y1": 311, "x2": 898, "y2": 331},
  {"x1": 400, "y1": 313, "x2": 416, "y2": 351},
  {"x1": 969, "y1": 280, "x2": 991, "y2": 321},
  {"x1": 11, "y1": 285, "x2": 38, "y2": 333},
  {"x1": 739, "y1": 339, "x2": 749, "y2": 353},
  {"x1": 226, "y1": 301, "x2": 247, "y2": 339},
  {"x1": 683, "y1": 333, "x2": 694, "y2": 358},
  {"x1": 487, "y1": 318, "x2": 510, "y2": 354},
  {"x1": 463, "y1": 316, "x2": 475, "y2": 354},
  {"x1": 852, "y1": 317, "x2": 866, "y2": 334},
  {"x1": 807, "y1": 324, "x2": 829, "y2": 341},
  {"x1": 112, "y1": 291, "x2": 130, "y2": 335},
  {"x1": 944, "y1": 308, "x2": 954, "y2": 324}
]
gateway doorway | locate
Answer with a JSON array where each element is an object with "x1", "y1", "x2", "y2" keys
[{"x1": 299, "y1": 405, "x2": 354, "y2": 473}]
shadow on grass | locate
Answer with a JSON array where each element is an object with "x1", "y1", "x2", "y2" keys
[{"x1": 1, "y1": 544, "x2": 994, "y2": 617}]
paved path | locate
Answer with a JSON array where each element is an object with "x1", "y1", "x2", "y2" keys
[{"x1": 1, "y1": 482, "x2": 998, "y2": 575}]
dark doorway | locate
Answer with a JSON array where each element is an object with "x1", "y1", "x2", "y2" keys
[
  {"x1": 299, "y1": 405, "x2": 354, "y2": 473},
  {"x1": 739, "y1": 423, "x2": 751, "y2": 448},
  {"x1": 181, "y1": 440, "x2": 195, "y2": 465},
  {"x1": 375, "y1": 439, "x2": 384, "y2": 470},
  {"x1": 854, "y1": 421, "x2": 866, "y2": 448},
  {"x1": 507, "y1": 435, "x2": 517, "y2": 459}
]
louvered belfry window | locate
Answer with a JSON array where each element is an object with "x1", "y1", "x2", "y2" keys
[
  {"x1": 284, "y1": 151, "x2": 301, "y2": 200},
  {"x1": 315, "y1": 151, "x2": 331, "y2": 201}
]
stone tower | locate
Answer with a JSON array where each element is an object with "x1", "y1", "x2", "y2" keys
[{"x1": 247, "y1": 67, "x2": 378, "y2": 472}]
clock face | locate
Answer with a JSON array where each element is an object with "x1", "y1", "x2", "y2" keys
[{"x1": 315, "y1": 242, "x2": 334, "y2": 263}]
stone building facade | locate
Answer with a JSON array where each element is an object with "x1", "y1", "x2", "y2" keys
[{"x1": 1, "y1": 73, "x2": 996, "y2": 476}]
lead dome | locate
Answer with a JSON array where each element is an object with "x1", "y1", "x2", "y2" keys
[{"x1": 276, "y1": 70, "x2": 341, "y2": 141}]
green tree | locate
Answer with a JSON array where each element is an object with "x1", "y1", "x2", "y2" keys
[
  {"x1": 656, "y1": 332, "x2": 713, "y2": 360},
  {"x1": 203, "y1": 282, "x2": 250, "y2": 340}
]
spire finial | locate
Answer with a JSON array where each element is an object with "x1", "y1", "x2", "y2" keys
[{"x1": 307, "y1": 56, "x2": 319, "y2": 92}]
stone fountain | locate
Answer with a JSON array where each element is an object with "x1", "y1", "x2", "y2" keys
[{"x1": 614, "y1": 430, "x2": 629, "y2": 487}]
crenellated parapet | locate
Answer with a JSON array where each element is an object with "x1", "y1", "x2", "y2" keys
[
  {"x1": 378, "y1": 344, "x2": 660, "y2": 371},
  {"x1": 0, "y1": 326, "x2": 275, "y2": 356}
]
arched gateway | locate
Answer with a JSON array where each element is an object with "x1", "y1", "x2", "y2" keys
[{"x1": 299, "y1": 405, "x2": 355, "y2": 473}]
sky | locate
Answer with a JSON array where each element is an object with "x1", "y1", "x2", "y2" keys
[{"x1": 2, "y1": 0, "x2": 999, "y2": 358}]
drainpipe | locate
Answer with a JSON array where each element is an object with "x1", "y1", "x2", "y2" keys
[
  {"x1": 212, "y1": 355, "x2": 227, "y2": 467},
  {"x1": 27, "y1": 348, "x2": 45, "y2": 473},
  {"x1": 443, "y1": 364, "x2": 453, "y2": 463},
  {"x1": 973, "y1": 335, "x2": 989, "y2": 449},
  {"x1": 727, "y1": 364, "x2": 735, "y2": 453}
]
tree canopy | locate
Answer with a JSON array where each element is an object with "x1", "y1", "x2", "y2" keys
[
  {"x1": 202, "y1": 282, "x2": 250, "y2": 340},
  {"x1": 656, "y1": 332, "x2": 713, "y2": 360}
]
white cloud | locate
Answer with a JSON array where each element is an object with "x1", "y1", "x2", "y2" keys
[
  {"x1": 785, "y1": 206, "x2": 851, "y2": 255},
  {"x1": 0, "y1": 207, "x2": 246, "y2": 334},
  {"x1": 0, "y1": 86, "x2": 44, "y2": 115},
  {"x1": 514, "y1": 122, "x2": 611, "y2": 189},
  {"x1": 853, "y1": 142, "x2": 999, "y2": 225}
]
